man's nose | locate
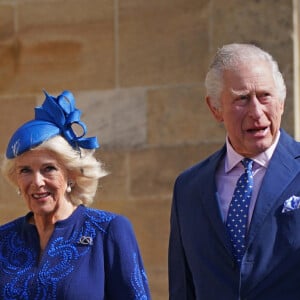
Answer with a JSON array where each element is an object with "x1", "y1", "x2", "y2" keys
[{"x1": 248, "y1": 96, "x2": 263, "y2": 119}]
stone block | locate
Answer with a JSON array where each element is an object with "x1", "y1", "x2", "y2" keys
[
  {"x1": 14, "y1": 0, "x2": 115, "y2": 93},
  {"x1": 0, "y1": 95, "x2": 36, "y2": 153},
  {"x1": 147, "y1": 85, "x2": 225, "y2": 145},
  {"x1": 76, "y1": 89, "x2": 147, "y2": 148},
  {"x1": 130, "y1": 143, "x2": 223, "y2": 198},
  {"x1": 0, "y1": 4, "x2": 17, "y2": 94},
  {"x1": 119, "y1": 0, "x2": 210, "y2": 87},
  {"x1": 0, "y1": 4, "x2": 14, "y2": 42},
  {"x1": 147, "y1": 267, "x2": 168, "y2": 300},
  {"x1": 0, "y1": 176, "x2": 27, "y2": 225},
  {"x1": 0, "y1": 43, "x2": 18, "y2": 93},
  {"x1": 94, "y1": 150, "x2": 129, "y2": 202},
  {"x1": 210, "y1": 1, "x2": 293, "y2": 55}
]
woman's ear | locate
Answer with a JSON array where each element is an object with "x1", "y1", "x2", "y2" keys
[{"x1": 206, "y1": 96, "x2": 224, "y2": 122}]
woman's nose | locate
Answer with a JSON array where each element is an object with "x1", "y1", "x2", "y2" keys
[{"x1": 32, "y1": 172, "x2": 45, "y2": 187}]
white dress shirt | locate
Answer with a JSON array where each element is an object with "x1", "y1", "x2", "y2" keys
[{"x1": 215, "y1": 132, "x2": 280, "y2": 227}]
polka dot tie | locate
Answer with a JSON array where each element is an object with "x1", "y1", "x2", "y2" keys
[{"x1": 226, "y1": 158, "x2": 253, "y2": 266}]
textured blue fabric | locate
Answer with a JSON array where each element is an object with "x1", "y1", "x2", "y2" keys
[
  {"x1": 169, "y1": 130, "x2": 300, "y2": 299},
  {"x1": 226, "y1": 158, "x2": 253, "y2": 266},
  {"x1": 6, "y1": 90, "x2": 99, "y2": 159},
  {"x1": 0, "y1": 205, "x2": 150, "y2": 300}
]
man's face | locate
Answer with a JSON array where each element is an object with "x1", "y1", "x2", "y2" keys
[{"x1": 208, "y1": 61, "x2": 284, "y2": 157}]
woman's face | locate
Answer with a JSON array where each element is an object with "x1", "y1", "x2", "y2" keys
[{"x1": 15, "y1": 149, "x2": 70, "y2": 217}]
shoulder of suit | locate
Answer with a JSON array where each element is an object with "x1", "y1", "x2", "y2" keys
[{"x1": 278, "y1": 129, "x2": 300, "y2": 158}]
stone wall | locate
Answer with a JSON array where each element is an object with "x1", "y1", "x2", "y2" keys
[{"x1": 0, "y1": 0, "x2": 294, "y2": 299}]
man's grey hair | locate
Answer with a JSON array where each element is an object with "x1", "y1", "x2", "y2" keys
[{"x1": 204, "y1": 43, "x2": 287, "y2": 107}]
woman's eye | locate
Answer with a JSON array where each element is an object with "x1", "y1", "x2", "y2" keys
[
  {"x1": 19, "y1": 168, "x2": 30, "y2": 174},
  {"x1": 44, "y1": 165, "x2": 57, "y2": 172}
]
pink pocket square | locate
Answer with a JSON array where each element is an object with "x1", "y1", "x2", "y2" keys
[{"x1": 282, "y1": 195, "x2": 300, "y2": 213}]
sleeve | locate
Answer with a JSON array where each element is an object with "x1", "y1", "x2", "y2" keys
[
  {"x1": 104, "y1": 215, "x2": 151, "y2": 300},
  {"x1": 168, "y1": 179, "x2": 195, "y2": 300}
]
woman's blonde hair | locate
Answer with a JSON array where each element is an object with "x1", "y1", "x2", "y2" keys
[{"x1": 2, "y1": 135, "x2": 107, "y2": 206}]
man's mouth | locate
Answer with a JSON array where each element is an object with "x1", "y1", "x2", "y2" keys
[{"x1": 246, "y1": 126, "x2": 269, "y2": 134}]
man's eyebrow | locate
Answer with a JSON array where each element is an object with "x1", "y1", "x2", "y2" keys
[{"x1": 230, "y1": 89, "x2": 249, "y2": 96}]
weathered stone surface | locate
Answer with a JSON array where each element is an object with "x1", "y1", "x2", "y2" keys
[
  {"x1": 76, "y1": 88, "x2": 147, "y2": 148},
  {"x1": 11, "y1": 0, "x2": 115, "y2": 93},
  {"x1": 0, "y1": 95, "x2": 36, "y2": 153},
  {"x1": 94, "y1": 150, "x2": 129, "y2": 202},
  {"x1": 0, "y1": 4, "x2": 14, "y2": 42},
  {"x1": 130, "y1": 143, "x2": 223, "y2": 198},
  {"x1": 119, "y1": 0, "x2": 210, "y2": 87},
  {"x1": 0, "y1": 4, "x2": 16, "y2": 93},
  {"x1": 0, "y1": 176, "x2": 27, "y2": 225},
  {"x1": 147, "y1": 85, "x2": 225, "y2": 145},
  {"x1": 147, "y1": 267, "x2": 168, "y2": 300}
]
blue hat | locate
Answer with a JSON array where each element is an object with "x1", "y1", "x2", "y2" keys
[{"x1": 6, "y1": 90, "x2": 99, "y2": 159}]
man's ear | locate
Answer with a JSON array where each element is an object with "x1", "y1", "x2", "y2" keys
[{"x1": 206, "y1": 96, "x2": 223, "y2": 122}]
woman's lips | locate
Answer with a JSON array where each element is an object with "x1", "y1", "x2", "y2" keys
[{"x1": 32, "y1": 192, "x2": 51, "y2": 200}]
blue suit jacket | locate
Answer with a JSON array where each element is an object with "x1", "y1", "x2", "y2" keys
[{"x1": 169, "y1": 130, "x2": 300, "y2": 299}]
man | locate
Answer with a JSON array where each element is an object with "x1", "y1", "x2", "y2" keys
[{"x1": 168, "y1": 43, "x2": 300, "y2": 299}]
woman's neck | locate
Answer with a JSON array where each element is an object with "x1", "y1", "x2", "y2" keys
[{"x1": 31, "y1": 202, "x2": 77, "y2": 251}]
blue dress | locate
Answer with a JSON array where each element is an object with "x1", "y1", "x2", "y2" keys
[{"x1": 0, "y1": 205, "x2": 151, "y2": 300}]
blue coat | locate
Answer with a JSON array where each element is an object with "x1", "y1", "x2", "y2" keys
[
  {"x1": 0, "y1": 205, "x2": 150, "y2": 300},
  {"x1": 169, "y1": 129, "x2": 300, "y2": 299}
]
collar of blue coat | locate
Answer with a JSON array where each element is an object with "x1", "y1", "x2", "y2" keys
[{"x1": 6, "y1": 90, "x2": 99, "y2": 159}]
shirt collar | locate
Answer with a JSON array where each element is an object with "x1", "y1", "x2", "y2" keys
[{"x1": 225, "y1": 131, "x2": 281, "y2": 173}]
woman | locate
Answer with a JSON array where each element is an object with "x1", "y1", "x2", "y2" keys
[{"x1": 0, "y1": 90, "x2": 151, "y2": 300}]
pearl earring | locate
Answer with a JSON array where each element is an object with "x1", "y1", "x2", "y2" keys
[{"x1": 66, "y1": 181, "x2": 72, "y2": 193}]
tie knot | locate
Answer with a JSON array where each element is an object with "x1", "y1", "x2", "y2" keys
[{"x1": 241, "y1": 158, "x2": 253, "y2": 171}]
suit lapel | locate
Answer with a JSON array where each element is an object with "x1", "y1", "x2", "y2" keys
[
  {"x1": 247, "y1": 133, "x2": 300, "y2": 246},
  {"x1": 199, "y1": 147, "x2": 234, "y2": 257},
  {"x1": 197, "y1": 130, "x2": 300, "y2": 268}
]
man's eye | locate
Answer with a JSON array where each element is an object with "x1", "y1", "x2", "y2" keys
[
  {"x1": 262, "y1": 93, "x2": 271, "y2": 98},
  {"x1": 259, "y1": 93, "x2": 272, "y2": 102},
  {"x1": 239, "y1": 95, "x2": 248, "y2": 100},
  {"x1": 234, "y1": 95, "x2": 248, "y2": 104}
]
